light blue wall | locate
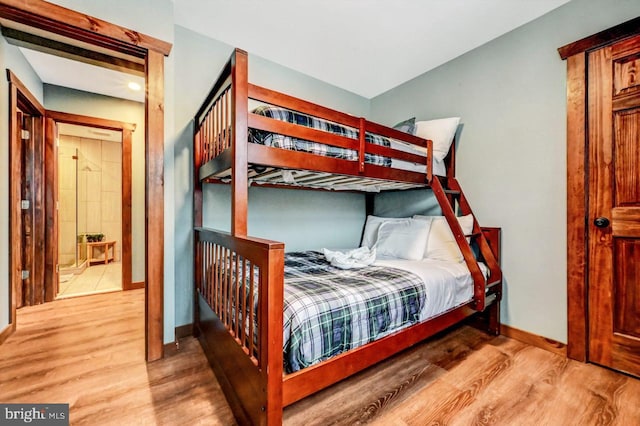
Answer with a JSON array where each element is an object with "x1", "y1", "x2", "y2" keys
[
  {"x1": 370, "y1": 0, "x2": 640, "y2": 343},
  {"x1": 202, "y1": 185, "x2": 364, "y2": 251},
  {"x1": 0, "y1": 37, "x2": 43, "y2": 334},
  {"x1": 173, "y1": 25, "x2": 370, "y2": 328},
  {"x1": 43, "y1": 84, "x2": 146, "y2": 284},
  {"x1": 373, "y1": 189, "x2": 442, "y2": 219}
]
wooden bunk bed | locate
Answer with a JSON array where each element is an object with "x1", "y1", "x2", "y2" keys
[{"x1": 193, "y1": 48, "x2": 503, "y2": 425}]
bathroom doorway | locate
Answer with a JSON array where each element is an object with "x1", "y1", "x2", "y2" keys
[
  {"x1": 48, "y1": 112, "x2": 135, "y2": 299},
  {"x1": 56, "y1": 123, "x2": 126, "y2": 298}
]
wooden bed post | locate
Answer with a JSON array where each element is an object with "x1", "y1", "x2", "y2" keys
[
  {"x1": 231, "y1": 49, "x2": 249, "y2": 237},
  {"x1": 193, "y1": 98, "x2": 203, "y2": 335}
]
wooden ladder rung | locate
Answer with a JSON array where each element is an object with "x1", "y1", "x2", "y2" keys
[
  {"x1": 486, "y1": 279, "x2": 501, "y2": 288},
  {"x1": 465, "y1": 231, "x2": 482, "y2": 238},
  {"x1": 484, "y1": 293, "x2": 498, "y2": 307},
  {"x1": 442, "y1": 189, "x2": 461, "y2": 195}
]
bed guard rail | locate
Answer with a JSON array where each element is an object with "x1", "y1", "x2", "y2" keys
[
  {"x1": 194, "y1": 48, "x2": 433, "y2": 184},
  {"x1": 194, "y1": 227, "x2": 284, "y2": 425}
]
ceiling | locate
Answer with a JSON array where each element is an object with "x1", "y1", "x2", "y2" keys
[
  {"x1": 174, "y1": 0, "x2": 571, "y2": 98},
  {"x1": 19, "y1": 48, "x2": 145, "y2": 103},
  {"x1": 16, "y1": 0, "x2": 570, "y2": 101}
]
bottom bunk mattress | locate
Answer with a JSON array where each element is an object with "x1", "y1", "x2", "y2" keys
[{"x1": 283, "y1": 251, "x2": 479, "y2": 373}]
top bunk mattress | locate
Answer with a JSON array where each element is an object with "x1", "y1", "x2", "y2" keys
[{"x1": 250, "y1": 105, "x2": 438, "y2": 177}]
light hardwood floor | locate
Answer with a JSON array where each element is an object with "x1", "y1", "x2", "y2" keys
[{"x1": 1, "y1": 290, "x2": 638, "y2": 425}]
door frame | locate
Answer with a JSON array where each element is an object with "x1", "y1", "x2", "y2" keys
[
  {"x1": 0, "y1": 0, "x2": 172, "y2": 361},
  {"x1": 4, "y1": 70, "x2": 45, "y2": 344},
  {"x1": 558, "y1": 17, "x2": 640, "y2": 361},
  {"x1": 47, "y1": 110, "x2": 135, "y2": 294}
]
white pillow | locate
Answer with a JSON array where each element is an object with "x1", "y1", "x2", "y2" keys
[
  {"x1": 414, "y1": 117, "x2": 460, "y2": 162},
  {"x1": 413, "y1": 214, "x2": 474, "y2": 262},
  {"x1": 376, "y1": 218, "x2": 432, "y2": 260},
  {"x1": 360, "y1": 215, "x2": 408, "y2": 249}
]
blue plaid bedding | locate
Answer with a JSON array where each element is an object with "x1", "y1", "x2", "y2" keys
[
  {"x1": 249, "y1": 105, "x2": 392, "y2": 167},
  {"x1": 282, "y1": 251, "x2": 425, "y2": 373}
]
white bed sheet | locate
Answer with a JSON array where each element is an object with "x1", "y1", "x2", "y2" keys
[{"x1": 373, "y1": 257, "x2": 488, "y2": 320}]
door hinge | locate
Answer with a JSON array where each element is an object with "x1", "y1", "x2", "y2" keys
[
  {"x1": 21, "y1": 270, "x2": 30, "y2": 280},
  {"x1": 21, "y1": 199, "x2": 30, "y2": 210},
  {"x1": 21, "y1": 129, "x2": 30, "y2": 140}
]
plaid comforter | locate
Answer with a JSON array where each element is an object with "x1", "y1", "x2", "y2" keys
[
  {"x1": 282, "y1": 251, "x2": 425, "y2": 373},
  {"x1": 250, "y1": 105, "x2": 392, "y2": 167}
]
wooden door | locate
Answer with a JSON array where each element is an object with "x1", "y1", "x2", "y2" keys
[
  {"x1": 16, "y1": 110, "x2": 46, "y2": 307},
  {"x1": 588, "y1": 34, "x2": 640, "y2": 377},
  {"x1": 20, "y1": 111, "x2": 34, "y2": 307}
]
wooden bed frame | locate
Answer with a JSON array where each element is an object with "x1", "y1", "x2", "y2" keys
[{"x1": 193, "y1": 48, "x2": 503, "y2": 425}]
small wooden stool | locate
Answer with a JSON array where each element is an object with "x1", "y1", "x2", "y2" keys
[{"x1": 87, "y1": 240, "x2": 116, "y2": 265}]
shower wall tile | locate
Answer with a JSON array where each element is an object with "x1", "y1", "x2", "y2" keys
[
  {"x1": 58, "y1": 155, "x2": 76, "y2": 191},
  {"x1": 102, "y1": 140, "x2": 121, "y2": 163},
  {"x1": 81, "y1": 139, "x2": 102, "y2": 170},
  {"x1": 85, "y1": 171, "x2": 102, "y2": 202},
  {"x1": 85, "y1": 201, "x2": 101, "y2": 233},
  {"x1": 59, "y1": 220, "x2": 76, "y2": 263},
  {"x1": 58, "y1": 189, "x2": 77, "y2": 223},
  {"x1": 101, "y1": 161, "x2": 122, "y2": 192},
  {"x1": 101, "y1": 191, "x2": 121, "y2": 222},
  {"x1": 58, "y1": 133, "x2": 124, "y2": 267}
]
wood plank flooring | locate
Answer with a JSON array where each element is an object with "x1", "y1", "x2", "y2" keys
[{"x1": 1, "y1": 290, "x2": 638, "y2": 425}]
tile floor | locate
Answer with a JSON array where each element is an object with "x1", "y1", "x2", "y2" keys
[{"x1": 57, "y1": 262, "x2": 122, "y2": 298}]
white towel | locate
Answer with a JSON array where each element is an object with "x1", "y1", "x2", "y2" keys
[{"x1": 322, "y1": 247, "x2": 377, "y2": 269}]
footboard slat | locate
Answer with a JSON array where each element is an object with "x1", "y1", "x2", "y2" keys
[{"x1": 195, "y1": 227, "x2": 284, "y2": 425}]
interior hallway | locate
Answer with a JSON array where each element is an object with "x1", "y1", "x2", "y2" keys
[{"x1": 0, "y1": 290, "x2": 638, "y2": 425}]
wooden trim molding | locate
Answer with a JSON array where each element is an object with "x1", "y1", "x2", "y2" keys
[
  {"x1": 558, "y1": 16, "x2": 640, "y2": 59},
  {"x1": 46, "y1": 110, "x2": 136, "y2": 131},
  {"x1": 145, "y1": 49, "x2": 165, "y2": 361},
  {"x1": 501, "y1": 324, "x2": 567, "y2": 357},
  {"x1": 44, "y1": 117, "x2": 58, "y2": 302},
  {"x1": 0, "y1": 0, "x2": 172, "y2": 56},
  {"x1": 175, "y1": 323, "x2": 193, "y2": 340},
  {"x1": 124, "y1": 281, "x2": 145, "y2": 291},
  {"x1": 565, "y1": 53, "x2": 588, "y2": 362},
  {"x1": 1, "y1": 0, "x2": 170, "y2": 361},
  {"x1": 6, "y1": 69, "x2": 45, "y2": 114},
  {"x1": 7, "y1": 70, "x2": 45, "y2": 336},
  {"x1": 1, "y1": 26, "x2": 145, "y2": 77},
  {"x1": 161, "y1": 324, "x2": 194, "y2": 357}
]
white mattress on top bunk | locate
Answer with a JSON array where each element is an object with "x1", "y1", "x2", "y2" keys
[
  {"x1": 248, "y1": 100, "x2": 441, "y2": 177},
  {"x1": 373, "y1": 257, "x2": 488, "y2": 321}
]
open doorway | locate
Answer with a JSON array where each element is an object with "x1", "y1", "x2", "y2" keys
[
  {"x1": 0, "y1": 0, "x2": 170, "y2": 360},
  {"x1": 55, "y1": 121, "x2": 133, "y2": 299}
]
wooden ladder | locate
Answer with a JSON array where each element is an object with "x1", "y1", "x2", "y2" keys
[{"x1": 430, "y1": 176, "x2": 503, "y2": 312}]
